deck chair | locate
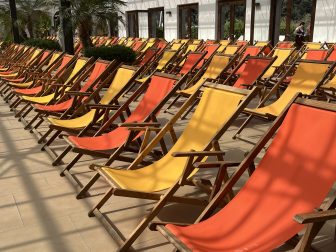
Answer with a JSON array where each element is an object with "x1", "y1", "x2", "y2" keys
[
  {"x1": 13, "y1": 57, "x2": 93, "y2": 120},
  {"x1": 220, "y1": 44, "x2": 241, "y2": 55},
  {"x1": 302, "y1": 49, "x2": 329, "y2": 60},
  {"x1": 170, "y1": 51, "x2": 206, "y2": 76},
  {"x1": 164, "y1": 54, "x2": 237, "y2": 112},
  {"x1": 254, "y1": 41, "x2": 272, "y2": 53},
  {"x1": 7, "y1": 53, "x2": 73, "y2": 108},
  {"x1": 305, "y1": 42, "x2": 323, "y2": 49},
  {"x1": 23, "y1": 60, "x2": 117, "y2": 131},
  {"x1": 56, "y1": 72, "x2": 189, "y2": 176},
  {"x1": 261, "y1": 48, "x2": 295, "y2": 79},
  {"x1": 195, "y1": 44, "x2": 220, "y2": 69},
  {"x1": 276, "y1": 41, "x2": 295, "y2": 48},
  {"x1": 76, "y1": 84, "x2": 259, "y2": 251},
  {"x1": 39, "y1": 65, "x2": 142, "y2": 157},
  {"x1": 233, "y1": 59, "x2": 334, "y2": 139},
  {"x1": 326, "y1": 45, "x2": 336, "y2": 61},
  {"x1": 222, "y1": 56, "x2": 276, "y2": 89},
  {"x1": 152, "y1": 98, "x2": 336, "y2": 252}
]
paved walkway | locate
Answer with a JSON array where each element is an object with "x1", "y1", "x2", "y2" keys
[{"x1": 0, "y1": 97, "x2": 336, "y2": 252}]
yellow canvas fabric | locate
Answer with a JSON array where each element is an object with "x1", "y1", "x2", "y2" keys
[
  {"x1": 48, "y1": 67, "x2": 135, "y2": 128},
  {"x1": 305, "y1": 42, "x2": 322, "y2": 49},
  {"x1": 141, "y1": 41, "x2": 156, "y2": 52},
  {"x1": 171, "y1": 43, "x2": 183, "y2": 51},
  {"x1": 262, "y1": 49, "x2": 294, "y2": 79},
  {"x1": 156, "y1": 50, "x2": 176, "y2": 70},
  {"x1": 248, "y1": 62, "x2": 329, "y2": 117},
  {"x1": 101, "y1": 87, "x2": 245, "y2": 192},
  {"x1": 180, "y1": 55, "x2": 231, "y2": 95}
]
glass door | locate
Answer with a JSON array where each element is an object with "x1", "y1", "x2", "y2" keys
[
  {"x1": 178, "y1": 4, "x2": 199, "y2": 39},
  {"x1": 127, "y1": 11, "x2": 139, "y2": 38},
  {"x1": 218, "y1": 0, "x2": 246, "y2": 41},
  {"x1": 148, "y1": 8, "x2": 164, "y2": 38}
]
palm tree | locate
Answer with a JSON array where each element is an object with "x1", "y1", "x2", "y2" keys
[
  {"x1": 0, "y1": 0, "x2": 56, "y2": 40},
  {"x1": 16, "y1": 0, "x2": 57, "y2": 38},
  {"x1": 65, "y1": 0, "x2": 125, "y2": 48}
]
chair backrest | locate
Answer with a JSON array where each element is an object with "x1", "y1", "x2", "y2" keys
[
  {"x1": 277, "y1": 41, "x2": 295, "y2": 48},
  {"x1": 233, "y1": 57, "x2": 273, "y2": 89},
  {"x1": 125, "y1": 86, "x2": 248, "y2": 192},
  {"x1": 79, "y1": 61, "x2": 109, "y2": 91},
  {"x1": 38, "y1": 51, "x2": 51, "y2": 64},
  {"x1": 157, "y1": 50, "x2": 177, "y2": 70},
  {"x1": 100, "y1": 67, "x2": 136, "y2": 104},
  {"x1": 304, "y1": 49, "x2": 329, "y2": 60},
  {"x1": 63, "y1": 58, "x2": 88, "y2": 85},
  {"x1": 185, "y1": 44, "x2": 199, "y2": 54},
  {"x1": 125, "y1": 75, "x2": 177, "y2": 123},
  {"x1": 262, "y1": 48, "x2": 294, "y2": 79},
  {"x1": 47, "y1": 52, "x2": 62, "y2": 68},
  {"x1": 171, "y1": 43, "x2": 184, "y2": 51},
  {"x1": 179, "y1": 52, "x2": 205, "y2": 75},
  {"x1": 156, "y1": 40, "x2": 168, "y2": 53},
  {"x1": 132, "y1": 41, "x2": 144, "y2": 51},
  {"x1": 222, "y1": 45, "x2": 240, "y2": 55},
  {"x1": 241, "y1": 46, "x2": 262, "y2": 59},
  {"x1": 139, "y1": 48, "x2": 157, "y2": 66},
  {"x1": 141, "y1": 41, "x2": 156, "y2": 52},
  {"x1": 182, "y1": 55, "x2": 231, "y2": 95},
  {"x1": 53, "y1": 55, "x2": 73, "y2": 76},
  {"x1": 202, "y1": 44, "x2": 221, "y2": 60},
  {"x1": 326, "y1": 45, "x2": 336, "y2": 61},
  {"x1": 305, "y1": 42, "x2": 322, "y2": 49},
  {"x1": 220, "y1": 40, "x2": 230, "y2": 46},
  {"x1": 255, "y1": 62, "x2": 330, "y2": 116},
  {"x1": 168, "y1": 102, "x2": 336, "y2": 251},
  {"x1": 27, "y1": 49, "x2": 42, "y2": 64}
]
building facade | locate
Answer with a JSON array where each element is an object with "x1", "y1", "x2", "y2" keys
[{"x1": 118, "y1": 0, "x2": 336, "y2": 44}]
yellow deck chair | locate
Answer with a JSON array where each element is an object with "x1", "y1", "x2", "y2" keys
[
  {"x1": 98, "y1": 85, "x2": 248, "y2": 192},
  {"x1": 0, "y1": 49, "x2": 42, "y2": 78},
  {"x1": 262, "y1": 48, "x2": 294, "y2": 79},
  {"x1": 180, "y1": 55, "x2": 231, "y2": 95},
  {"x1": 305, "y1": 42, "x2": 322, "y2": 49},
  {"x1": 21, "y1": 58, "x2": 87, "y2": 104},
  {"x1": 181, "y1": 39, "x2": 190, "y2": 44},
  {"x1": 8, "y1": 52, "x2": 63, "y2": 88},
  {"x1": 192, "y1": 39, "x2": 202, "y2": 45},
  {"x1": 171, "y1": 43, "x2": 184, "y2": 51},
  {"x1": 81, "y1": 85, "x2": 257, "y2": 252},
  {"x1": 140, "y1": 41, "x2": 155, "y2": 52},
  {"x1": 148, "y1": 38, "x2": 156, "y2": 43},
  {"x1": 118, "y1": 37, "x2": 126, "y2": 45},
  {"x1": 156, "y1": 50, "x2": 177, "y2": 71},
  {"x1": 255, "y1": 41, "x2": 269, "y2": 47},
  {"x1": 220, "y1": 40, "x2": 230, "y2": 46},
  {"x1": 125, "y1": 40, "x2": 134, "y2": 47},
  {"x1": 104, "y1": 39, "x2": 112, "y2": 46},
  {"x1": 221, "y1": 45, "x2": 240, "y2": 55},
  {"x1": 48, "y1": 67, "x2": 136, "y2": 129},
  {"x1": 247, "y1": 62, "x2": 330, "y2": 117}
]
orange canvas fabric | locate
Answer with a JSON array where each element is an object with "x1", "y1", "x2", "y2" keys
[{"x1": 168, "y1": 103, "x2": 336, "y2": 252}]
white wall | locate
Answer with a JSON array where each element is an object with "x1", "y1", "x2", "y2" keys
[
  {"x1": 120, "y1": 0, "x2": 271, "y2": 41},
  {"x1": 314, "y1": 0, "x2": 336, "y2": 42}
]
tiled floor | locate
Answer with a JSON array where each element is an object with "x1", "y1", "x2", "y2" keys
[{"x1": 0, "y1": 96, "x2": 336, "y2": 252}]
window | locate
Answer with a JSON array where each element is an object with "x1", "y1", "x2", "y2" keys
[
  {"x1": 148, "y1": 8, "x2": 164, "y2": 38},
  {"x1": 218, "y1": 0, "x2": 246, "y2": 41},
  {"x1": 127, "y1": 11, "x2": 139, "y2": 37},
  {"x1": 178, "y1": 4, "x2": 199, "y2": 39},
  {"x1": 279, "y1": 0, "x2": 317, "y2": 41}
]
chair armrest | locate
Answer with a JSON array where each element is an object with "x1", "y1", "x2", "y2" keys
[
  {"x1": 149, "y1": 221, "x2": 191, "y2": 231},
  {"x1": 86, "y1": 104, "x2": 120, "y2": 110},
  {"x1": 119, "y1": 122, "x2": 161, "y2": 127},
  {"x1": 66, "y1": 91, "x2": 92, "y2": 96},
  {"x1": 127, "y1": 126, "x2": 162, "y2": 132},
  {"x1": 193, "y1": 161, "x2": 241, "y2": 169},
  {"x1": 294, "y1": 209, "x2": 336, "y2": 224},
  {"x1": 172, "y1": 150, "x2": 226, "y2": 157}
]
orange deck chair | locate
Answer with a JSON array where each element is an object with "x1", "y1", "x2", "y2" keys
[{"x1": 153, "y1": 98, "x2": 336, "y2": 252}]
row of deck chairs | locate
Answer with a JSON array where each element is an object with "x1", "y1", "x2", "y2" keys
[{"x1": 1, "y1": 37, "x2": 336, "y2": 251}]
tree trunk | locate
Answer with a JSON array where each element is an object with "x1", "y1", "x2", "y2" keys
[
  {"x1": 27, "y1": 15, "x2": 34, "y2": 38},
  {"x1": 78, "y1": 20, "x2": 93, "y2": 48}
]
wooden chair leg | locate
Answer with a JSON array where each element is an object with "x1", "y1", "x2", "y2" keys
[
  {"x1": 40, "y1": 129, "x2": 60, "y2": 146},
  {"x1": 293, "y1": 222, "x2": 325, "y2": 252},
  {"x1": 164, "y1": 95, "x2": 181, "y2": 113},
  {"x1": 60, "y1": 153, "x2": 83, "y2": 176},
  {"x1": 88, "y1": 187, "x2": 115, "y2": 217},
  {"x1": 52, "y1": 145, "x2": 72, "y2": 166},
  {"x1": 14, "y1": 103, "x2": 30, "y2": 118},
  {"x1": 24, "y1": 112, "x2": 40, "y2": 130},
  {"x1": 77, "y1": 172, "x2": 101, "y2": 199}
]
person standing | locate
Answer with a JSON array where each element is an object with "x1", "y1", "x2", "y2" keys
[{"x1": 294, "y1": 22, "x2": 305, "y2": 49}]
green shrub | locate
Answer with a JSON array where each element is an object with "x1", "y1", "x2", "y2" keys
[
  {"x1": 23, "y1": 39, "x2": 61, "y2": 50},
  {"x1": 84, "y1": 45, "x2": 136, "y2": 64}
]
